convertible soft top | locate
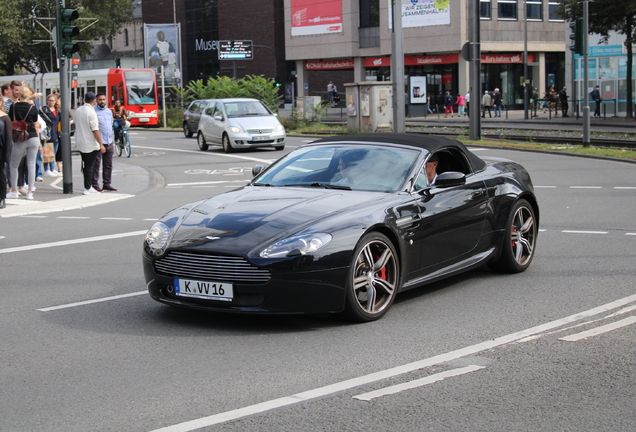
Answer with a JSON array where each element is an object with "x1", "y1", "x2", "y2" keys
[{"x1": 312, "y1": 133, "x2": 487, "y2": 172}]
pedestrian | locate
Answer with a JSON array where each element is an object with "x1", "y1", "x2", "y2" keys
[
  {"x1": 92, "y1": 93, "x2": 117, "y2": 192},
  {"x1": 0, "y1": 103, "x2": 13, "y2": 209},
  {"x1": 456, "y1": 93, "x2": 466, "y2": 117},
  {"x1": 492, "y1": 88, "x2": 503, "y2": 117},
  {"x1": 40, "y1": 94, "x2": 61, "y2": 176},
  {"x1": 465, "y1": 91, "x2": 470, "y2": 117},
  {"x1": 74, "y1": 92, "x2": 105, "y2": 195},
  {"x1": 327, "y1": 81, "x2": 336, "y2": 103},
  {"x1": 3, "y1": 80, "x2": 21, "y2": 114},
  {"x1": 443, "y1": 91, "x2": 454, "y2": 118},
  {"x1": 7, "y1": 86, "x2": 39, "y2": 200},
  {"x1": 481, "y1": 90, "x2": 492, "y2": 118},
  {"x1": 559, "y1": 87, "x2": 569, "y2": 117},
  {"x1": 427, "y1": 95, "x2": 433, "y2": 114},
  {"x1": 591, "y1": 85, "x2": 601, "y2": 117},
  {"x1": 547, "y1": 85, "x2": 557, "y2": 112}
]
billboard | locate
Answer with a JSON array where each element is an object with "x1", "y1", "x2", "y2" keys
[
  {"x1": 291, "y1": 0, "x2": 342, "y2": 36},
  {"x1": 389, "y1": 0, "x2": 450, "y2": 29},
  {"x1": 144, "y1": 23, "x2": 182, "y2": 86}
]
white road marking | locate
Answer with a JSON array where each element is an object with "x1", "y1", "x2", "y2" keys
[
  {"x1": 100, "y1": 217, "x2": 134, "y2": 221},
  {"x1": 57, "y1": 216, "x2": 90, "y2": 219},
  {"x1": 353, "y1": 365, "x2": 486, "y2": 401},
  {"x1": 627, "y1": 233, "x2": 636, "y2": 236},
  {"x1": 0, "y1": 230, "x2": 147, "y2": 254},
  {"x1": 558, "y1": 316, "x2": 636, "y2": 342},
  {"x1": 562, "y1": 230, "x2": 608, "y2": 235},
  {"x1": 570, "y1": 186, "x2": 602, "y2": 189},
  {"x1": 535, "y1": 186, "x2": 557, "y2": 188},
  {"x1": 147, "y1": 293, "x2": 636, "y2": 432},
  {"x1": 20, "y1": 215, "x2": 48, "y2": 218},
  {"x1": 134, "y1": 145, "x2": 273, "y2": 164},
  {"x1": 37, "y1": 291, "x2": 147, "y2": 312},
  {"x1": 614, "y1": 187, "x2": 636, "y2": 190}
]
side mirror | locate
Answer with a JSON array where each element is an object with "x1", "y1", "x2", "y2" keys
[
  {"x1": 435, "y1": 171, "x2": 466, "y2": 188},
  {"x1": 252, "y1": 165, "x2": 266, "y2": 177},
  {"x1": 213, "y1": 114, "x2": 223, "y2": 121}
]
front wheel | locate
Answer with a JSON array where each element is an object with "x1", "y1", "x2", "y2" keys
[
  {"x1": 489, "y1": 199, "x2": 537, "y2": 273},
  {"x1": 197, "y1": 132, "x2": 209, "y2": 151},
  {"x1": 124, "y1": 131, "x2": 132, "y2": 158},
  {"x1": 343, "y1": 232, "x2": 400, "y2": 322},
  {"x1": 222, "y1": 134, "x2": 233, "y2": 153},
  {"x1": 115, "y1": 140, "x2": 122, "y2": 157}
]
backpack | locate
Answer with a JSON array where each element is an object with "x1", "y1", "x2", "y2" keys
[{"x1": 11, "y1": 105, "x2": 33, "y2": 142}]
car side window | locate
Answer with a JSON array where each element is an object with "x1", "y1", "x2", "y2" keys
[
  {"x1": 414, "y1": 165, "x2": 428, "y2": 190},
  {"x1": 213, "y1": 102, "x2": 224, "y2": 118}
]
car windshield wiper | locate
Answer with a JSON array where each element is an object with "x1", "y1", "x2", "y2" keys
[
  {"x1": 253, "y1": 182, "x2": 274, "y2": 187},
  {"x1": 284, "y1": 182, "x2": 351, "y2": 190}
]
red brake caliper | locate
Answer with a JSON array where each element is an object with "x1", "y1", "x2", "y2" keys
[{"x1": 374, "y1": 254, "x2": 387, "y2": 280}]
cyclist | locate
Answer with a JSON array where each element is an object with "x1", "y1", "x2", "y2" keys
[{"x1": 111, "y1": 99, "x2": 127, "y2": 143}]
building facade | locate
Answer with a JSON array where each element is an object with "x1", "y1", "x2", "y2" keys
[{"x1": 285, "y1": 0, "x2": 566, "y2": 109}]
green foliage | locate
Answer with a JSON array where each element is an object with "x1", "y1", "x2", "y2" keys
[
  {"x1": 183, "y1": 75, "x2": 283, "y2": 113},
  {"x1": 0, "y1": 0, "x2": 134, "y2": 75},
  {"x1": 160, "y1": 107, "x2": 184, "y2": 129}
]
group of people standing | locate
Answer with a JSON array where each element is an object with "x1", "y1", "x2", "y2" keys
[
  {"x1": 1, "y1": 81, "x2": 126, "y2": 210},
  {"x1": 1, "y1": 80, "x2": 62, "y2": 208},
  {"x1": 481, "y1": 88, "x2": 503, "y2": 118}
]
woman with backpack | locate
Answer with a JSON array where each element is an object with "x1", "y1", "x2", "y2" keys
[{"x1": 7, "y1": 86, "x2": 40, "y2": 200}]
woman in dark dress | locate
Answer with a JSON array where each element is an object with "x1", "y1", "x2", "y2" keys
[{"x1": 0, "y1": 103, "x2": 14, "y2": 209}]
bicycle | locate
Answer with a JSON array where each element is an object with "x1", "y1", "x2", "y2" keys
[{"x1": 115, "y1": 121, "x2": 132, "y2": 158}]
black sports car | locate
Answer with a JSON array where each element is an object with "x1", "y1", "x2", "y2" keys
[{"x1": 143, "y1": 133, "x2": 539, "y2": 322}]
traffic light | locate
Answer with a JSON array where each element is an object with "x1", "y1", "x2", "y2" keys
[
  {"x1": 274, "y1": 77, "x2": 281, "y2": 87},
  {"x1": 569, "y1": 19, "x2": 584, "y2": 56},
  {"x1": 57, "y1": 7, "x2": 80, "y2": 58}
]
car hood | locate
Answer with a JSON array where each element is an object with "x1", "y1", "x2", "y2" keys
[
  {"x1": 168, "y1": 186, "x2": 383, "y2": 255},
  {"x1": 228, "y1": 116, "x2": 281, "y2": 129}
]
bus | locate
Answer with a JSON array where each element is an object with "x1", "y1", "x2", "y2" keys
[{"x1": 5, "y1": 68, "x2": 160, "y2": 127}]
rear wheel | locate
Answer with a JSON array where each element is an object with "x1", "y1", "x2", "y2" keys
[
  {"x1": 343, "y1": 232, "x2": 399, "y2": 322},
  {"x1": 489, "y1": 199, "x2": 537, "y2": 273},
  {"x1": 197, "y1": 132, "x2": 209, "y2": 151},
  {"x1": 124, "y1": 131, "x2": 132, "y2": 158},
  {"x1": 115, "y1": 139, "x2": 122, "y2": 157},
  {"x1": 183, "y1": 123, "x2": 193, "y2": 138},
  {"x1": 222, "y1": 134, "x2": 233, "y2": 153}
]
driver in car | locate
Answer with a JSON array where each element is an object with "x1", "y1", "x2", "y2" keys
[{"x1": 425, "y1": 153, "x2": 439, "y2": 185}]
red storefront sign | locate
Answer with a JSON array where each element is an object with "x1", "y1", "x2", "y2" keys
[
  {"x1": 306, "y1": 59, "x2": 354, "y2": 70},
  {"x1": 481, "y1": 53, "x2": 536, "y2": 63},
  {"x1": 363, "y1": 54, "x2": 460, "y2": 67}
]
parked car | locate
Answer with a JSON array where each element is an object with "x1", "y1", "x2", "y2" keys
[
  {"x1": 143, "y1": 133, "x2": 539, "y2": 322},
  {"x1": 196, "y1": 98, "x2": 285, "y2": 152},
  {"x1": 183, "y1": 99, "x2": 213, "y2": 138}
]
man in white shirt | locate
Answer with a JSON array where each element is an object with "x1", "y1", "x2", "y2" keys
[{"x1": 74, "y1": 92, "x2": 105, "y2": 195}]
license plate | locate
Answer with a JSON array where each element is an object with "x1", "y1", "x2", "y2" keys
[
  {"x1": 139, "y1": 118, "x2": 149, "y2": 122},
  {"x1": 251, "y1": 135, "x2": 270, "y2": 141},
  {"x1": 174, "y1": 278, "x2": 233, "y2": 301}
]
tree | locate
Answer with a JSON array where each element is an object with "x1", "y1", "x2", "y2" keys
[
  {"x1": 0, "y1": 0, "x2": 134, "y2": 76},
  {"x1": 557, "y1": 0, "x2": 636, "y2": 119}
]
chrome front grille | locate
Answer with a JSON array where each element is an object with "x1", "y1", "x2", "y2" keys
[
  {"x1": 154, "y1": 251, "x2": 270, "y2": 284},
  {"x1": 246, "y1": 128, "x2": 273, "y2": 134}
]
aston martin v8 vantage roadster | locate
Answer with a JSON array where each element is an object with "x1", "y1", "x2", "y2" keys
[{"x1": 143, "y1": 133, "x2": 539, "y2": 322}]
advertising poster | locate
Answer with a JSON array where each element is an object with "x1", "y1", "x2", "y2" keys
[
  {"x1": 410, "y1": 76, "x2": 427, "y2": 104},
  {"x1": 291, "y1": 0, "x2": 343, "y2": 36},
  {"x1": 144, "y1": 23, "x2": 182, "y2": 86},
  {"x1": 389, "y1": 0, "x2": 451, "y2": 29}
]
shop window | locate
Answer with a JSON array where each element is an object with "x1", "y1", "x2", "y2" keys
[
  {"x1": 498, "y1": 0, "x2": 517, "y2": 20},
  {"x1": 548, "y1": 1, "x2": 562, "y2": 20},
  {"x1": 480, "y1": 0, "x2": 491, "y2": 19},
  {"x1": 526, "y1": 0, "x2": 542, "y2": 20}
]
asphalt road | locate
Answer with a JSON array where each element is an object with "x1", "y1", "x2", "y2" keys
[{"x1": 1, "y1": 132, "x2": 634, "y2": 432}]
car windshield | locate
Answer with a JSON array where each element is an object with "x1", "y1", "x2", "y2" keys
[
  {"x1": 224, "y1": 101, "x2": 271, "y2": 117},
  {"x1": 253, "y1": 144, "x2": 419, "y2": 192}
]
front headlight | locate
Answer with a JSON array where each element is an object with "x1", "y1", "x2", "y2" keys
[
  {"x1": 260, "y1": 233, "x2": 332, "y2": 258},
  {"x1": 228, "y1": 126, "x2": 244, "y2": 134},
  {"x1": 144, "y1": 221, "x2": 171, "y2": 256},
  {"x1": 274, "y1": 124, "x2": 285, "y2": 132},
  {"x1": 128, "y1": 111, "x2": 135, "y2": 118}
]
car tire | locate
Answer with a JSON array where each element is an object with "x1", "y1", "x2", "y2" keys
[
  {"x1": 222, "y1": 134, "x2": 233, "y2": 153},
  {"x1": 197, "y1": 132, "x2": 209, "y2": 151},
  {"x1": 489, "y1": 199, "x2": 537, "y2": 273},
  {"x1": 273, "y1": 145, "x2": 285, "y2": 151},
  {"x1": 343, "y1": 232, "x2": 400, "y2": 322},
  {"x1": 183, "y1": 123, "x2": 193, "y2": 138}
]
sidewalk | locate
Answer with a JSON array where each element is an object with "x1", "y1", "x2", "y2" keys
[
  {"x1": 1, "y1": 154, "x2": 155, "y2": 218},
  {"x1": 285, "y1": 106, "x2": 636, "y2": 134}
]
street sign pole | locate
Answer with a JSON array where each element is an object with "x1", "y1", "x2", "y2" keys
[
  {"x1": 57, "y1": 0, "x2": 73, "y2": 193},
  {"x1": 583, "y1": 0, "x2": 590, "y2": 146},
  {"x1": 469, "y1": 0, "x2": 481, "y2": 140}
]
